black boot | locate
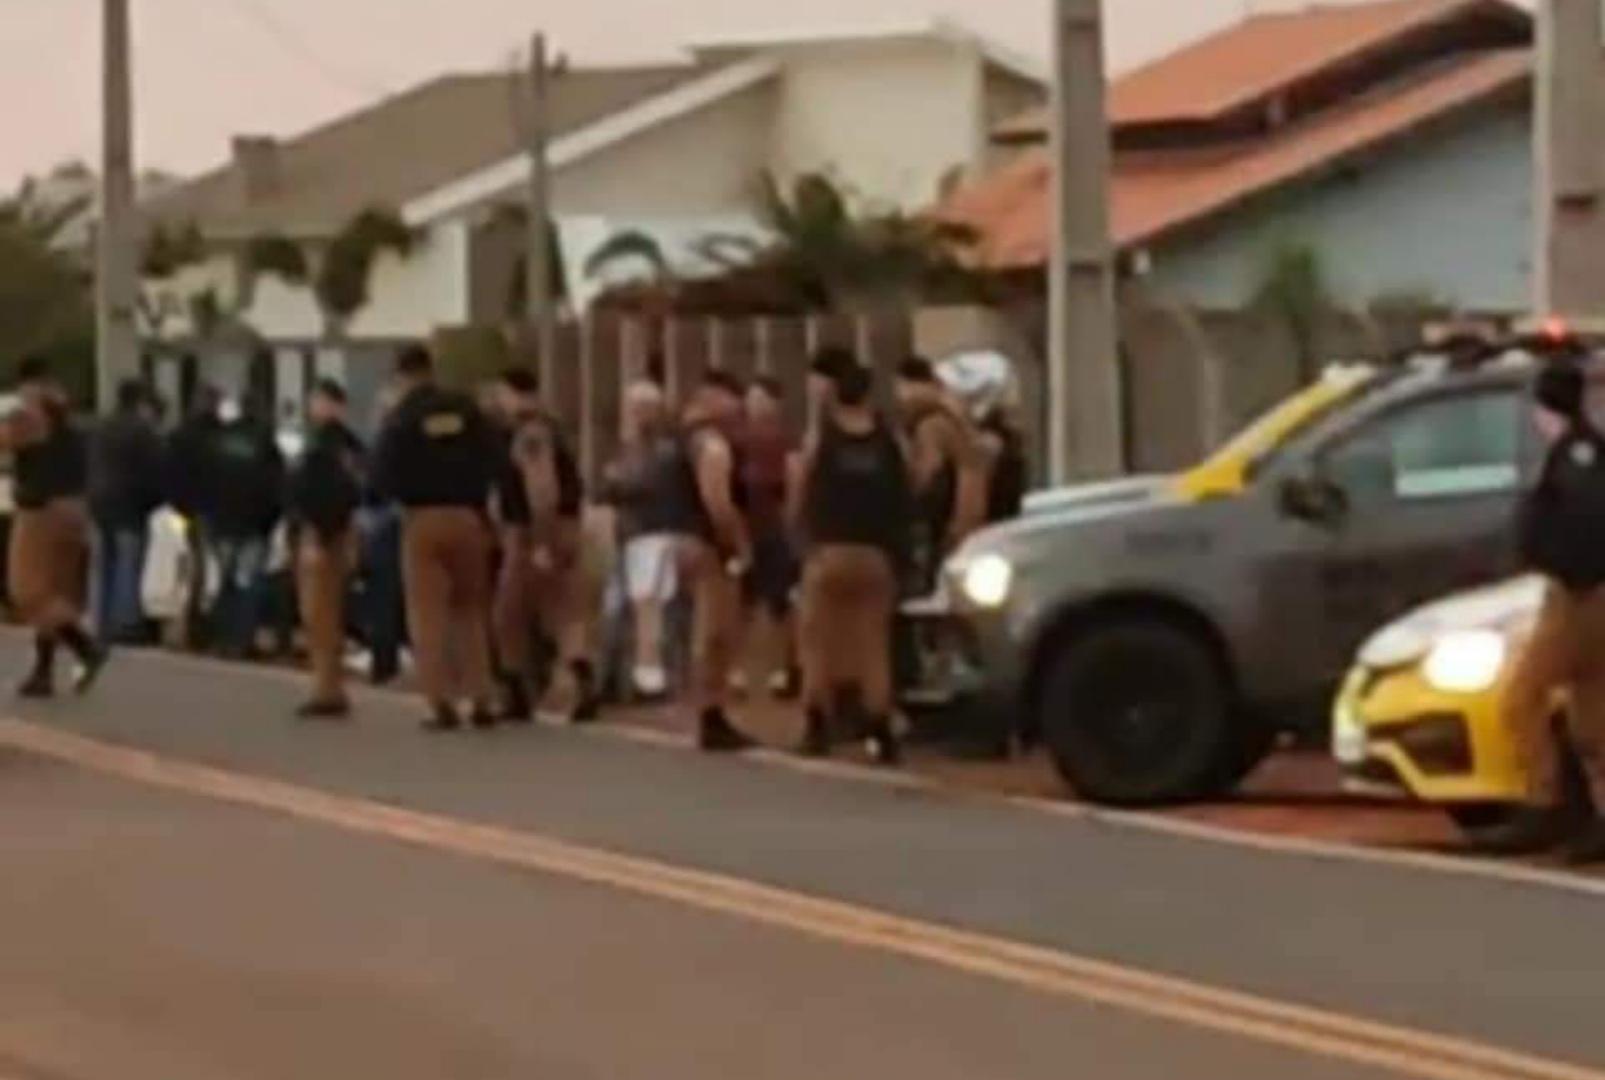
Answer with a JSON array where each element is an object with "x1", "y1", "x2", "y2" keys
[
  {"x1": 468, "y1": 702, "x2": 500, "y2": 731},
  {"x1": 16, "y1": 633, "x2": 55, "y2": 699},
  {"x1": 1564, "y1": 819, "x2": 1605, "y2": 866},
  {"x1": 698, "y1": 707, "x2": 756, "y2": 753},
  {"x1": 866, "y1": 716, "x2": 903, "y2": 768},
  {"x1": 296, "y1": 698, "x2": 352, "y2": 721},
  {"x1": 500, "y1": 674, "x2": 533, "y2": 724},
  {"x1": 799, "y1": 708, "x2": 831, "y2": 758},
  {"x1": 421, "y1": 702, "x2": 462, "y2": 732},
  {"x1": 569, "y1": 660, "x2": 602, "y2": 725},
  {"x1": 58, "y1": 624, "x2": 107, "y2": 695}
]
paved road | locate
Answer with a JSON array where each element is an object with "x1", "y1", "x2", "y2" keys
[{"x1": 0, "y1": 642, "x2": 1601, "y2": 1079}]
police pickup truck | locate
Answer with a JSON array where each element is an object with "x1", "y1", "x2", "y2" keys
[{"x1": 936, "y1": 334, "x2": 1580, "y2": 805}]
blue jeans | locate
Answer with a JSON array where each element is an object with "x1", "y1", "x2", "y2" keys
[
  {"x1": 211, "y1": 535, "x2": 270, "y2": 656},
  {"x1": 93, "y1": 523, "x2": 149, "y2": 642},
  {"x1": 359, "y1": 507, "x2": 405, "y2": 682}
]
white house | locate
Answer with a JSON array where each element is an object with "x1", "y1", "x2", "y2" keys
[{"x1": 140, "y1": 18, "x2": 1044, "y2": 412}]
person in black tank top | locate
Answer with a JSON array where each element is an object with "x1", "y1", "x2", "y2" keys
[
  {"x1": 673, "y1": 371, "x2": 757, "y2": 753},
  {"x1": 4, "y1": 357, "x2": 106, "y2": 698},
  {"x1": 796, "y1": 361, "x2": 910, "y2": 765}
]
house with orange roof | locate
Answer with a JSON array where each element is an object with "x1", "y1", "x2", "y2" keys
[{"x1": 944, "y1": 0, "x2": 1537, "y2": 313}]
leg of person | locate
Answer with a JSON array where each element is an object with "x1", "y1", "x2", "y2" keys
[
  {"x1": 685, "y1": 539, "x2": 752, "y2": 752},
  {"x1": 1557, "y1": 586, "x2": 1605, "y2": 863},
  {"x1": 90, "y1": 522, "x2": 114, "y2": 642},
  {"x1": 364, "y1": 510, "x2": 404, "y2": 684},
  {"x1": 39, "y1": 503, "x2": 105, "y2": 695},
  {"x1": 443, "y1": 509, "x2": 497, "y2": 729},
  {"x1": 234, "y1": 535, "x2": 271, "y2": 659},
  {"x1": 1498, "y1": 583, "x2": 1582, "y2": 852},
  {"x1": 852, "y1": 546, "x2": 900, "y2": 766},
  {"x1": 626, "y1": 535, "x2": 672, "y2": 700},
  {"x1": 402, "y1": 510, "x2": 459, "y2": 730},
  {"x1": 110, "y1": 526, "x2": 150, "y2": 644},
  {"x1": 10, "y1": 509, "x2": 57, "y2": 697},
  {"x1": 552, "y1": 523, "x2": 602, "y2": 724},
  {"x1": 796, "y1": 549, "x2": 836, "y2": 758},
  {"x1": 296, "y1": 531, "x2": 352, "y2": 719},
  {"x1": 491, "y1": 531, "x2": 535, "y2": 722}
]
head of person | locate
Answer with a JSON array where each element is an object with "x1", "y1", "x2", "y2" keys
[
  {"x1": 622, "y1": 379, "x2": 667, "y2": 443},
  {"x1": 16, "y1": 355, "x2": 55, "y2": 404},
  {"x1": 809, "y1": 347, "x2": 855, "y2": 413},
  {"x1": 308, "y1": 378, "x2": 348, "y2": 426},
  {"x1": 492, "y1": 366, "x2": 540, "y2": 422},
  {"x1": 746, "y1": 376, "x2": 785, "y2": 427},
  {"x1": 190, "y1": 382, "x2": 221, "y2": 423},
  {"x1": 833, "y1": 362, "x2": 875, "y2": 413},
  {"x1": 895, "y1": 356, "x2": 942, "y2": 416},
  {"x1": 393, "y1": 344, "x2": 435, "y2": 392},
  {"x1": 115, "y1": 377, "x2": 152, "y2": 418},
  {"x1": 1536, "y1": 357, "x2": 1587, "y2": 429},
  {"x1": 687, "y1": 369, "x2": 746, "y2": 429}
]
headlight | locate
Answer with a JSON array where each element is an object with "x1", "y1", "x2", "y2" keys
[
  {"x1": 1358, "y1": 623, "x2": 1431, "y2": 670},
  {"x1": 959, "y1": 554, "x2": 1014, "y2": 609},
  {"x1": 1421, "y1": 630, "x2": 1508, "y2": 694}
]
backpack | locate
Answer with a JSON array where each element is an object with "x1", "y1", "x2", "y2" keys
[{"x1": 1520, "y1": 423, "x2": 1605, "y2": 589}]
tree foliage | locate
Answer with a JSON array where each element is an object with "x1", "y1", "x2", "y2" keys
[
  {"x1": 0, "y1": 183, "x2": 93, "y2": 400},
  {"x1": 313, "y1": 207, "x2": 414, "y2": 332},
  {"x1": 244, "y1": 232, "x2": 309, "y2": 285},
  {"x1": 140, "y1": 221, "x2": 206, "y2": 279},
  {"x1": 1252, "y1": 242, "x2": 1336, "y2": 384}
]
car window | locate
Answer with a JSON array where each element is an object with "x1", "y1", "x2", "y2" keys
[{"x1": 1321, "y1": 391, "x2": 1521, "y2": 503}]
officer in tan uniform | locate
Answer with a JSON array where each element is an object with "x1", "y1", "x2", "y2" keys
[
  {"x1": 4, "y1": 357, "x2": 105, "y2": 697},
  {"x1": 794, "y1": 360, "x2": 912, "y2": 764},
  {"x1": 286, "y1": 379, "x2": 364, "y2": 719},
  {"x1": 894, "y1": 357, "x2": 990, "y2": 590},
  {"x1": 373, "y1": 346, "x2": 499, "y2": 731}
]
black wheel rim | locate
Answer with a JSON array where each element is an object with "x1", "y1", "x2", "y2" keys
[{"x1": 1075, "y1": 649, "x2": 1196, "y2": 773}]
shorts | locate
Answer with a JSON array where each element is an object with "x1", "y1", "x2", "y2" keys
[
  {"x1": 746, "y1": 528, "x2": 799, "y2": 619},
  {"x1": 623, "y1": 534, "x2": 677, "y2": 604}
]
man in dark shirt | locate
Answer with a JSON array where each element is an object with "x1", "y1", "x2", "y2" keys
[
  {"x1": 89, "y1": 378, "x2": 164, "y2": 644},
  {"x1": 4, "y1": 356, "x2": 105, "y2": 697},
  {"x1": 206, "y1": 397, "x2": 285, "y2": 659},
  {"x1": 373, "y1": 345, "x2": 499, "y2": 731},
  {"x1": 287, "y1": 379, "x2": 365, "y2": 719}
]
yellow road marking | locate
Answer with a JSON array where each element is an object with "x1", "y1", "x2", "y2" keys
[{"x1": 1, "y1": 718, "x2": 1599, "y2": 1080}]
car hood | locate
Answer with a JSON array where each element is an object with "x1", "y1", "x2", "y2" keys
[
  {"x1": 1358, "y1": 575, "x2": 1544, "y2": 669},
  {"x1": 1022, "y1": 475, "x2": 1176, "y2": 518}
]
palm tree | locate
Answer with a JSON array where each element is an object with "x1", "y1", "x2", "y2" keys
[{"x1": 242, "y1": 206, "x2": 413, "y2": 344}]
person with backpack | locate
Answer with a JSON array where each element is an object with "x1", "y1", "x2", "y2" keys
[
  {"x1": 794, "y1": 360, "x2": 912, "y2": 765},
  {"x1": 286, "y1": 379, "x2": 365, "y2": 719},
  {"x1": 1503, "y1": 355, "x2": 1605, "y2": 862}
]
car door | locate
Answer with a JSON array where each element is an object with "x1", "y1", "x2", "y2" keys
[{"x1": 1247, "y1": 385, "x2": 1528, "y2": 697}]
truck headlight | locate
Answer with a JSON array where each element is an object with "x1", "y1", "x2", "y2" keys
[
  {"x1": 960, "y1": 554, "x2": 1014, "y2": 609},
  {"x1": 1421, "y1": 630, "x2": 1507, "y2": 694}
]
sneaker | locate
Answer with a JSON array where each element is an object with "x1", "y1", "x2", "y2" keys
[
  {"x1": 296, "y1": 699, "x2": 352, "y2": 721},
  {"x1": 569, "y1": 661, "x2": 603, "y2": 725},
  {"x1": 421, "y1": 703, "x2": 462, "y2": 732},
  {"x1": 698, "y1": 708, "x2": 756, "y2": 753},
  {"x1": 799, "y1": 709, "x2": 831, "y2": 759},
  {"x1": 866, "y1": 719, "x2": 903, "y2": 768},
  {"x1": 633, "y1": 665, "x2": 668, "y2": 699},
  {"x1": 72, "y1": 643, "x2": 109, "y2": 696}
]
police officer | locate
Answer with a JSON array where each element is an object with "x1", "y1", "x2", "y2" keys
[
  {"x1": 1503, "y1": 356, "x2": 1605, "y2": 862},
  {"x1": 666, "y1": 371, "x2": 755, "y2": 752},
  {"x1": 287, "y1": 379, "x2": 364, "y2": 719},
  {"x1": 4, "y1": 357, "x2": 105, "y2": 697},
  {"x1": 373, "y1": 346, "x2": 499, "y2": 731},
  {"x1": 894, "y1": 357, "x2": 989, "y2": 591},
  {"x1": 795, "y1": 361, "x2": 911, "y2": 764}
]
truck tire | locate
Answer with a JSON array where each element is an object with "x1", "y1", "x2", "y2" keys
[{"x1": 1038, "y1": 618, "x2": 1233, "y2": 805}]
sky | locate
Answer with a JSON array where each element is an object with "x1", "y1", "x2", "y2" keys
[{"x1": 0, "y1": 0, "x2": 1432, "y2": 190}]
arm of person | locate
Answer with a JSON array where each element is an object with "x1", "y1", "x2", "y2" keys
[
  {"x1": 693, "y1": 433, "x2": 750, "y2": 563},
  {"x1": 909, "y1": 414, "x2": 946, "y2": 493},
  {"x1": 784, "y1": 436, "x2": 817, "y2": 537},
  {"x1": 516, "y1": 421, "x2": 562, "y2": 525}
]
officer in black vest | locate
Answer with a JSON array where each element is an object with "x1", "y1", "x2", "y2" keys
[
  {"x1": 795, "y1": 360, "x2": 911, "y2": 764},
  {"x1": 4, "y1": 357, "x2": 106, "y2": 697}
]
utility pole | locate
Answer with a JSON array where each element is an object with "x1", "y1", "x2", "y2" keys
[
  {"x1": 1048, "y1": 0, "x2": 1122, "y2": 484},
  {"x1": 1535, "y1": 0, "x2": 1605, "y2": 318},
  {"x1": 97, "y1": 0, "x2": 140, "y2": 412},
  {"x1": 523, "y1": 32, "x2": 558, "y2": 393}
]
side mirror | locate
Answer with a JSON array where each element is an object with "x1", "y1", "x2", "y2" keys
[{"x1": 1279, "y1": 472, "x2": 1348, "y2": 525}]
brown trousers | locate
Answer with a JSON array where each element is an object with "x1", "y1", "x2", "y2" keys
[
  {"x1": 1503, "y1": 582, "x2": 1605, "y2": 808},
  {"x1": 9, "y1": 500, "x2": 89, "y2": 633},
  {"x1": 494, "y1": 519, "x2": 592, "y2": 677},
  {"x1": 678, "y1": 537, "x2": 742, "y2": 710},
  {"x1": 798, "y1": 544, "x2": 897, "y2": 719},
  {"x1": 298, "y1": 529, "x2": 354, "y2": 705},
  {"x1": 402, "y1": 507, "x2": 494, "y2": 707}
]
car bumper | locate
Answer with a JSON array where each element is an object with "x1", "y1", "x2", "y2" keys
[
  {"x1": 900, "y1": 590, "x2": 1028, "y2": 734},
  {"x1": 1333, "y1": 664, "x2": 1528, "y2": 805}
]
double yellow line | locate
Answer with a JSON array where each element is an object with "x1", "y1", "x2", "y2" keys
[{"x1": 2, "y1": 717, "x2": 1597, "y2": 1080}]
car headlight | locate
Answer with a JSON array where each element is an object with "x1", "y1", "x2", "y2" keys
[
  {"x1": 1358, "y1": 623, "x2": 1431, "y2": 670},
  {"x1": 959, "y1": 554, "x2": 1014, "y2": 609},
  {"x1": 1421, "y1": 630, "x2": 1508, "y2": 694}
]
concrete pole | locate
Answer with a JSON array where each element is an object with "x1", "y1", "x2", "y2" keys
[
  {"x1": 1048, "y1": 0, "x2": 1123, "y2": 484},
  {"x1": 525, "y1": 33, "x2": 558, "y2": 393},
  {"x1": 97, "y1": 0, "x2": 141, "y2": 411},
  {"x1": 1534, "y1": 0, "x2": 1605, "y2": 318}
]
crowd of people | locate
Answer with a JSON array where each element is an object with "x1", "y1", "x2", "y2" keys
[{"x1": 0, "y1": 343, "x2": 1025, "y2": 765}]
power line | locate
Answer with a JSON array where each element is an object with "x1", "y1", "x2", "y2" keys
[{"x1": 217, "y1": 0, "x2": 395, "y2": 99}]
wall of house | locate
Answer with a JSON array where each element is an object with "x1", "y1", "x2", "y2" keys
[
  {"x1": 767, "y1": 38, "x2": 988, "y2": 211},
  {"x1": 1142, "y1": 102, "x2": 1534, "y2": 313},
  {"x1": 554, "y1": 82, "x2": 777, "y2": 217}
]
